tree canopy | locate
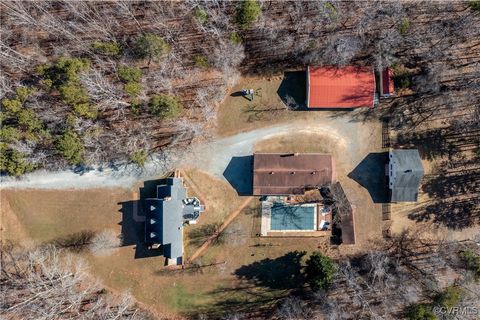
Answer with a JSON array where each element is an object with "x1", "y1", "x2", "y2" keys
[
  {"x1": 304, "y1": 252, "x2": 336, "y2": 291},
  {"x1": 134, "y1": 33, "x2": 170, "y2": 62},
  {"x1": 148, "y1": 94, "x2": 183, "y2": 119},
  {"x1": 56, "y1": 130, "x2": 85, "y2": 165},
  {"x1": 236, "y1": 0, "x2": 261, "y2": 30}
]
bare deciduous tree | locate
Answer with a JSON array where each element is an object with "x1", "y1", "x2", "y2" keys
[
  {"x1": 89, "y1": 229, "x2": 122, "y2": 256},
  {"x1": 1, "y1": 244, "x2": 144, "y2": 319}
]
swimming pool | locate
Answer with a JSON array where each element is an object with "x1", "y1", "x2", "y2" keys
[{"x1": 270, "y1": 203, "x2": 316, "y2": 231}]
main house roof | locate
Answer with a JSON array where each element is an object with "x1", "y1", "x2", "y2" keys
[
  {"x1": 145, "y1": 178, "x2": 186, "y2": 259},
  {"x1": 307, "y1": 66, "x2": 375, "y2": 109},
  {"x1": 253, "y1": 153, "x2": 336, "y2": 195}
]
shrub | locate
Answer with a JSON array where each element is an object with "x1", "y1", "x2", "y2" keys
[
  {"x1": 148, "y1": 94, "x2": 183, "y2": 119},
  {"x1": 56, "y1": 130, "x2": 84, "y2": 165},
  {"x1": 17, "y1": 109, "x2": 43, "y2": 132},
  {"x1": 0, "y1": 144, "x2": 35, "y2": 176},
  {"x1": 129, "y1": 150, "x2": 148, "y2": 167},
  {"x1": 117, "y1": 65, "x2": 142, "y2": 83},
  {"x1": 41, "y1": 57, "x2": 90, "y2": 87},
  {"x1": 194, "y1": 55, "x2": 209, "y2": 68},
  {"x1": 304, "y1": 252, "x2": 336, "y2": 291},
  {"x1": 130, "y1": 99, "x2": 142, "y2": 115},
  {"x1": 134, "y1": 33, "x2": 170, "y2": 62},
  {"x1": 59, "y1": 83, "x2": 90, "y2": 106},
  {"x1": 124, "y1": 82, "x2": 142, "y2": 98},
  {"x1": 236, "y1": 0, "x2": 261, "y2": 29},
  {"x1": 460, "y1": 249, "x2": 480, "y2": 279},
  {"x1": 324, "y1": 2, "x2": 339, "y2": 22},
  {"x1": 35, "y1": 63, "x2": 51, "y2": 76},
  {"x1": 89, "y1": 229, "x2": 121, "y2": 256},
  {"x1": 1, "y1": 98, "x2": 22, "y2": 113},
  {"x1": 1, "y1": 86, "x2": 36, "y2": 114},
  {"x1": 15, "y1": 87, "x2": 36, "y2": 103},
  {"x1": 0, "y1": 126, "x2": 21, "y2": 143},
  {"x1": 66, "y1": 114, "x2": 77, "y2": 128},
  {"x1": 399, "y1": 18, "x2": 411, "y2": 35},
  {"x1": 229, "y1": 31, "x2": 242, "y2": 44},
  {"x1": 92, "y1": 40, "x2": 122, "y2": 57},
  {"x1": 392, "y1": 64, "x2": 413, "y2": 90},
  {"x1": 469, "y1": 0, "x2": 480, "y2": 11},
  {"x1": 41, "y1": 78, "x2": 53, "y2": 89},
  {"x1": 435, "y1": 286, "x2": 462, "y2": 309},
  {"x1": 73, "y1": 103, "x2": 98, "y2": 120},
  {"x1": 195, "y1": 7, "x2": 208, "y2": 24},
  {"x1": 405, "y1": 304, "x2": 436, "y2": 320}
]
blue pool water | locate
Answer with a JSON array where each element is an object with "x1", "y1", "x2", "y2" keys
[{"x1": 270, "y1": 204, "x2": 315, "y2": 231}]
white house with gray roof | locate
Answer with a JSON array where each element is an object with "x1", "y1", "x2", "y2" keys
[
  {"x1": 145, "y1": 177, "x2": 204, "y2": 265},
  {"x1": 388, "y1": 149, "x2": 424, "y2": 202}
]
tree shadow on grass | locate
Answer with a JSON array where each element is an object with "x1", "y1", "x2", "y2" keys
[
  {"x1": 396, "y1": 129, "x2": 457, "y2": 161},
  {"x1": 47, "y1": 230, "x2": 96, "y2": 253},
  {"x1": 234, "y1": 251, "x2": 306, "y2": 290},
  {"x1": 185, "y1": 284, "x2": 289, "y2": 319},
  {"x1": 408, "y1": 198, "x2": 479, "y2": 230},
  {"x1": 181, "y1": 251, "x2": 306, "y2": 319}
]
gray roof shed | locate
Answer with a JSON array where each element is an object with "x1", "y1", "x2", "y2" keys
[{"x1": 389, "y1": 150, "x2": 424, "y2": 202}]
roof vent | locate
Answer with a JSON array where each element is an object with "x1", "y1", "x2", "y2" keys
[
  {"x1": 311, "y1": 171, "x2": 316, "y2": 174},
  {"x1": 405, "y1": 169, "x2": 412, "y2": 173},
  {"x1": 270, "y1": 171, "x2": 275, "y2": 174},
  {"x1": 291, "y1": 171, "x2": 296, "y2": 175}
]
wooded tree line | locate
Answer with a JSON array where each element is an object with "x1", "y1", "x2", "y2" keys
[
  {"x1": 0, "y1": 242, "x2": 152, "y2": 319},
  {"x1": 1, "y1": 1, "x2": 246, "y2": 175},
  {"x1": 1, "y1": 1, "x2": 479, "y2": 176}
]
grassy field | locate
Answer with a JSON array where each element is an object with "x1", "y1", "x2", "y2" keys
[
  {"x1": 1, "y1": 188, "x2": 131, "y2": 243},
  {"x1": 1, "y1": 182, "x2": 327, "y2": 318},
  {"x1": 217, "y1": 73, "x2": 341, "y2": 136}
]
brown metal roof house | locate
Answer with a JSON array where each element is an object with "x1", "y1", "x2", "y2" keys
[{"x1": 253, "y1": 153, "x2": 336, "y2": 196}]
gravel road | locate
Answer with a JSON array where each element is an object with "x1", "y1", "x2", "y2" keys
[{"x1": 1, "y1": 115, "x2": 379, "y2": 190}]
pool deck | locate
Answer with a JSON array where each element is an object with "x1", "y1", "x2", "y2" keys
[
  {"x1": 264, "y1": 230, "x2": 331, "y2": 237},
  {"x1": 260, "y1": 199, "x2": 332, "y2": 237}
]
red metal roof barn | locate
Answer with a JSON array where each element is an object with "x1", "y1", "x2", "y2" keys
[{"x1": 307, "y1": 66, "x2": 376, "y2": 109}]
